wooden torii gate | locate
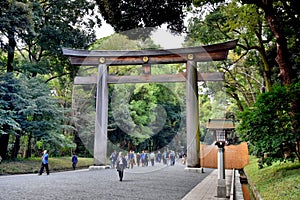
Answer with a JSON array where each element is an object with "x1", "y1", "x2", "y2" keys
[{"x1": 62, "y1": 40, "x2": 237, "y2": 168}]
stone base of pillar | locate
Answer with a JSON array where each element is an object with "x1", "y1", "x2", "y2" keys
[
  {"x1": 217, "y1": 179, "x2": 226, "y2": 198},
  {"x1": 89, "y1": 165, "x2": 110, "y2": 170},
  {"x1": 184, "y1": 167, "x2": 204, "y2": 173}
]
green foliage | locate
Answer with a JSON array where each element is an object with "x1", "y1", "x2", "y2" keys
[
  {"x1": 0, "y1": 0, "x2": 33, "y2": 41},
  {"x1": 95, "y1": 0, "x2": 192, "y2": 37},
  {"x1": 0, "y1": 73, "x2": 75, "y2": 158},
  {"x1": 237, "y1": 83, "x2": 299, "y2": 163},
  {"x1": 108, "y1": 83, "x2": 183, "y2": 151},
  {"x1": 90, "y1": 33, "x2": 139, "y2": 50},
  {"x1": 0, "y1": 0, "x2": 98, "y2": 80},
  {"x1": 186, "y1": 1, "x2": 287, "y2": 114},
  {"x1": 17, "y1": 76, "x2": 63, "y2": 139},
  {"x1": 0, "y1": 0, "x2": 99, "y2": 158},
  {"x1": 0, "y1": 73, "x2": 24, "y2": 134},
  {"x1": 244, "y1": 156, "x2": 300, "y2": 200}
]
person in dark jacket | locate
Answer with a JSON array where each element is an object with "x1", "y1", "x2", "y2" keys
[
  {"x1": 38, "y1": 150, "x2": 49, "y2": 175},
  {"x1": 116, "y1": 152, "x2": 127, "y2": 181},
  {"x1": 71, "y1": 153, "x2": 78, "y2": 170}
]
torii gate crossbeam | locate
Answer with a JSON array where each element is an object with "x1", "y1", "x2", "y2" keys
[{"x1": 62, "y1": 40, "x2": 237, "y2": 168}]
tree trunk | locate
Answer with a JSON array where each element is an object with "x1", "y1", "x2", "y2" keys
[
  {"x1": 242, "y1": 1, "x2": 294, "y2": 85},
  {"x1": 244, "y1": 70, "x2": 256, "y2": 103},
  {"x1": 7, "y1": 30, "x2": 16, "y2": 72},
  {"x1": 227, "y1": 91, "x2": 244, "y2": 112},
  {"x1": 12, "y1": 134, "x2": 21, "y2": 159},
  {"x1": 0, "y1": 134, "x2": 10, "y2": 160},
  {"x1": 25, "y1": 132, "x2": 32, "y2": 158},
  {"x1": 265, "y1": 17, "x2": 293, "y2": 85},
  {"x1": 257, "y1": 40, "x2": 272, "y2": 92}
]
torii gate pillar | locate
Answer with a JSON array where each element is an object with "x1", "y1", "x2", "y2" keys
[
  {"x1": 94, "y1": 64, "x2": 108, "y2": 165},
  {"x1": 186, "y1": 60, "x2": 200, "y2": 168}
]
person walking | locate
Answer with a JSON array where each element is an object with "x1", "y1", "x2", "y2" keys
[
  {"x1": 136, "y1": 152, "x2": 141, "y2": 167},
  {"x1": 163, "y1": 151, "x2": 169, "y2": 165},
  {"x1": 71, "y1": 153, "x2": 78, "y2": 170},
  {"x1": 170, "y1": 150, "x2": 175, "y2": 166},
  {"x1": 128, "y1": 150, "x2": 135, "y2": 169},
  {"x1": 156, "y1": 151, "x2": 161, "y2": 163},
  {"x1": 141, "y1": 151, "x2": 145, "y2": 167},
  {"x1": 38, "y1": 150, "x2": 49, "y2": 175},
  {"x1": 145, "y1": 150, "x2": 149, "y2": 166},
  {"x1": 182, "y1": 153, "x2": 186, "y2": 165},
  {"x1": 110, "y1": 150, "x2": 117, "y2": 168},
  {"x1": 116, "y1": 152, "x2": 127, "y2": 181},
  {"x1": 150, "y1": 152, "x2": 155, "y2": 166}
]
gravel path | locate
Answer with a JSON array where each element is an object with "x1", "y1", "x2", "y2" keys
[{"x1": 0, "y1": 162, "x2": 212, "y2": 200}]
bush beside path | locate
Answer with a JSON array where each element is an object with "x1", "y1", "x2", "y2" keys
[{"x1": 244, "y1": 156, "x2": 300, "y2": 200}]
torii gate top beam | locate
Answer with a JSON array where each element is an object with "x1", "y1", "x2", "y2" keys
[{"x1": 62, "y1": 40, "x2": 238, "y2": 66}]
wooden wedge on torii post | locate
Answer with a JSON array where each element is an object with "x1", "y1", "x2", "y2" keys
[{"x1": 62, "y1": 40, "x2": 238, "y2": 168}]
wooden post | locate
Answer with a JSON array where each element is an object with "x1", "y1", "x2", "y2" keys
[
  {"x1": 217, "y1": 146, "x2": 226, "y2": 197},
  {"x1": 94, "y1": 64, "x2": 108, "y2": 165},
  {"x1": 186, "y1": 60, "x2": 200, "y2": 168},
  {"x1": 142, "y1": 64, "x2": 151, "y2": 75}
]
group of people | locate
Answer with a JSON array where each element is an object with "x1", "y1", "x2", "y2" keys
[
  {"x1": 110, "y1": 149, "x2": 186, "y2": 181},
  {"x1": 37, "y1": 148, "x2": 186, "y2": 182},
  {"x1": 110, "y1": 149, "x2": 184, "y2": 169}
]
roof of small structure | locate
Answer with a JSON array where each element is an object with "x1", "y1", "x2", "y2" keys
[{"x1": 206, "y1": 119, "x2": 235, "y2": 130}]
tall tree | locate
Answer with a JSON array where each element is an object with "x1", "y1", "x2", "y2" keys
[
  {"x1": 19, "y1": 77, "x2": 66, "y2": 158},
  {"x1": 185, "y1": 2, "x2": 275, "y2": 111},
  {"x1": 17, "y1": 0, "x2": 99, "y2": 78},
  {"x1": 95, "y1": 0, "x2": 192, "y2": 38},
  {"x1": 192, "y1": 0, "x2": 300, "y2": 151},
  {"x1": 0, "y1": 73, "x2": 23, "y2": 159},
  {"x1": 0, "y1": 0, "x2": 101, "y2": 158},
  {"x1": 240, "y1": 0, "x2": 300, "y2": 160},
  {"x1": 0, "y1": 73, "x2": 69, "y2": 159},
  {"x1": 0, "y1": 0, "x2": 33, "y2": 72},
  {"x1": 240, "y1": 0, "x2": 299, "y2": 85}
]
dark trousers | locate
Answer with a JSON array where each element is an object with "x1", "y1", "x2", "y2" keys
[
  {"x1": 118, "y1": 170, "x2": 124, "y2": 181},
  {"x1": 72, "y1": 162, "x2": 77, "y2": 170},
  {"x1": 151, "y1": 159, "x2": 155, "y2": 166},
  {"x1": 39, "y1": 163, "x2": 49, "y2": 175}
]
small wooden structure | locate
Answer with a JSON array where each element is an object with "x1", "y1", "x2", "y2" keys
[
  {"x1": 207, "y1": 118, "x2": 235, "y2": 146},
  {"x1": 62, "y1": 40, "x2": 238, "y2": 167}
]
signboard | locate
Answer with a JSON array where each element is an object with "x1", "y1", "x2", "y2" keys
[{"x1": 200, "y1": 142, "x2": 249, "y2": 169}]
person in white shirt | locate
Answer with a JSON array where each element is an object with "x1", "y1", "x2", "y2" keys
[{"x1": 116, "y1": 152, "x2": 127, "y2": 181}]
